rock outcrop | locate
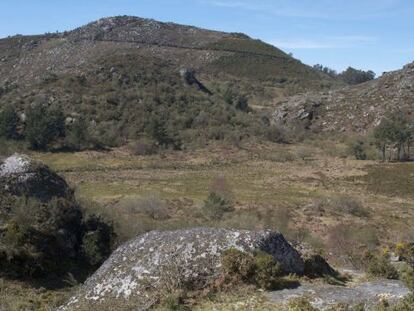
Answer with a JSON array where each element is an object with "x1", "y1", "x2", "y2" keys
[
  {"x1": 267, "y1": 280, "x2": 412, "y2": 310},
  {"x1": 274, "y1": 61, "x2": 414, "y2": 133},
  {"x1": 0, "y1": 154, "x2": 71, "y2": 202},
  {"x1": 61, "y1": 228, "x2": 304, "y2": 310}
]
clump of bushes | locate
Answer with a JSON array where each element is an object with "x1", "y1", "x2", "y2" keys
[
  {"x1": 348, "y1": 139, "x2": 367, "y2": 160},
  {"x1": 0, "y1": 192, "x2": 115, "y2": 279},
  {"x1": 220, "y1": 249, "x2": 288, "y2": 290},
  {"x1": 25, "y1": 104, "x2": 65, "y2": 150},
  {"x1": 363, "y1": 252, "x2": 399, "y2": 280}
]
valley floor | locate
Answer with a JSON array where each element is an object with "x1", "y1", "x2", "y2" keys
[{"x1": 2, "y1": 140, "x2": 414, "y2": 310}]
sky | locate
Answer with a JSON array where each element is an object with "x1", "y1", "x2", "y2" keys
[{"x1": 1, "y1": 0, "x2": 413, "y2": 75}]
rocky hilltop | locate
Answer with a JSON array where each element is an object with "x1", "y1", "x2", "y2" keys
[
  {"x1": 0, "y1": 15, "x2": 340, "y2": 100},
  {"x1": 61, "y1": 228, "x2": 304, "y2": 310},
  {"x1": 274, "y1": 62, "x2": 414, "y2": 132}
]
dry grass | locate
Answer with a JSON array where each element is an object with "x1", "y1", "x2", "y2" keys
[{"x1": 7, "y1": 140, "x2": 411, "y2": 309}]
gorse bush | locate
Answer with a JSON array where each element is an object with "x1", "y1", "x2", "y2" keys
[
  {"x1": 220, "y1": 249, "x2": 286, "y2": 290},
  {"x1": 363, "y1": 252, "x2": 399, "y2": 280}
]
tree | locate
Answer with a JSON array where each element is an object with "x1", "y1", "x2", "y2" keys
[
  {"x1": 25, "y1": 105, "x2": 65, "y2": 150},
  {"x1": 0, "y1": 104, "x2": 19, "y2": 139},
  {"x1": 374, "y1": 112, "x2": 413, "y2": 161},
  {"x1": 313, "y1": 64, "x2": 337, "y2": 77},
  {"x1": 339, "y1": 67, "x2": 375, "y2": 85}
]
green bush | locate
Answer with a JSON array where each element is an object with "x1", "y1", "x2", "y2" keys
[
  {"x1": 65, "y1": 117, "x2": 92, "y2": 150},
  {"x1": 266, "y1": 125, "x2": 289, "y2": 143},
  {"x1": 202, "y1": 192, "x2": 234, "y2": 220},
  {"x1": 253, "y1": 251, "x2": 284, "y2": 290},
  {"x1": 220, "y1": 249, "x2": 287, "y2": 290},
  {"x1": 348, "y1": 139, "x2": 367, "y2": 160},
  {"x1": 221, "y1": 248, "x2": 256, "y2": 283},
  {"x1": 25, "y1": 105, "x2": 65, "y2": 150},
  {"x1": 0, "y1": 104, "x2": 19, "y2": 139},
  {"x1": 364, "y1": 252, "x2": 399, "y2": 279},
  {"x1": 82, "y1": 215, "x2": 115, "y2": 266},
  {"x1": 0, "y1": 192, "x2": 114, "y2": 279}
]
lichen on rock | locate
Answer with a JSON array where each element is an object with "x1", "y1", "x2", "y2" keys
[{"x1": 61, "y1": 228, "x2": 304, "y2": 310}]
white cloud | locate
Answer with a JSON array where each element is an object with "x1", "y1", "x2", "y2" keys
[{"x1": 269, "y1": 35, "x2": 378, "y2": 49}]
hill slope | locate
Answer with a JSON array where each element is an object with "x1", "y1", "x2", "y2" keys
[
  {"x1": 0, "y1": 16, "x2": 339, "y2": 89},
  {"x1": 274, "y1": 61, "x2": 414, "y2": 132},
  {"x1": 0, "y1": 16, "x2": 344, "y2": 148}
]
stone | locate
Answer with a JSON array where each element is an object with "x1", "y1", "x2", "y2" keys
[
  {"x1": 61, "y1": 228, "x2": 304, "y2": 310},
  {"x1": 0, "y1": 154, "x2": 72, "y2": 202},
  {"x1": 267, "y1": 280, "x2": 411, "y2": 310}
]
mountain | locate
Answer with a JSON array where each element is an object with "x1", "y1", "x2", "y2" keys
[
  {"x1": 274, "y1": 61, "x2": 414, "y2": 133},
  {"x1": 0, "y1": 16, "x2": 339, "y2": 91},
  {"x1": 0, "y1": 16, "x2": 344, "y2": 148}
]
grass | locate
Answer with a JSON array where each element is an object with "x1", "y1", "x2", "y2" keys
[
  {"x1": 4, "y1": 140, "x2": 414, "y2": 310},
  {"x1": 358, "y1": 163, "x2": 414, "y2": 197},
  {"x1": 0, "y1": 278, "x2": 73, "y2": 311},
  {"x1": 32, "y1": 142, "x2": 414, "y2": 248}
]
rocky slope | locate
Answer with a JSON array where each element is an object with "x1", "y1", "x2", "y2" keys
[
  {"x1": 273, "y1": 62, "x2": 414, "y2": 133},
  {"x1": 0, "y1": 16, "x2": 341, "y2": 116},
  {"x1": 61, "y1": 228, "x2": 304, "y2": 310}
]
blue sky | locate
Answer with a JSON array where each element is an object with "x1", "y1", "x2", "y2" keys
[{"x1": 1, "y1": 0, "x2": 413, "y2": 74}]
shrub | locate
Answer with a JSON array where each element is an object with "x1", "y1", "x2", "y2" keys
[
  {"x1": 82, "y1": 215, "x2": 115, "y2": 266},
  {"x1": 363, "y1": 252, "x2": 399, "y2": 279},
  {"x1": 253, "y1": 251, "x2": 285, "y2": 290},
  {"x1": 202, "y1": 192, "x2": 234, "y2": 220},
  {"x1": 0, "y1": 193, "x2": 114, "y2": 279},
  {"x1": 0, "y1": 104, "x2": 19, "y2": 139},
  {"x1": 396, "y1": 242, "x2": 414, "y2": 266},
  {"x1": 220, "y1": 249, "x2": 287, "y2": 290},
  {"x1": 126, "y1": 194, "x2": 170, "y2": 220},
  {"x1": 266, "y1": 125, "x2": 289, "y2": 144},
  {"x1": 348, "y1": 139, "x2": 367, "y2": 160},
  {"x1": 65, "y1": 117, "x2": 92, "y2": 150},
  {"x1": 288, "y1": 297, "x2": 318, "y2": 311},
  {"x1": 399, "y1": 265, "x2": 414, "y2": 290},
  {"x1": 25, "y1": 105, "x2": 65, "y2": 150},
  {"x1": 221, "y1": 248, "x2": 256, "y2": 283}
]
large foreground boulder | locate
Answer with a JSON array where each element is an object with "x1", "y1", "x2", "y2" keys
[
  {"x1": 61, "y1": 228, "x2": 304, "y2": 310},
  {"x1": 0, "y1": 154, "x2": 72, "y2": 202}
]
